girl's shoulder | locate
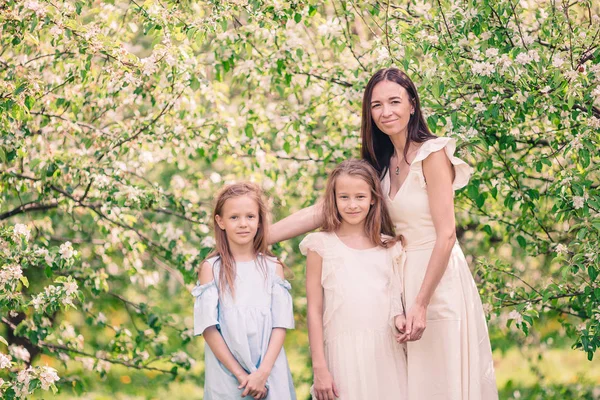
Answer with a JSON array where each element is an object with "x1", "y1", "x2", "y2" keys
[
  {"x1": 299, "y1": 231, "x2": 333, "y2": 257},
  {"x1": 260, "y1": 253, "x2": 281, "y2": 269}
]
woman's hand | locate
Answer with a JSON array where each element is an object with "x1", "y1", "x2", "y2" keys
[
  {"x1": 394, "y1": 314, "x2": 410, "y2": 343},
  {"x1": 313, "y1": 366, "x2": 339, "y2": 400},
  {"x1": 405, "y1": 304, "x2": 427, "y2": 341},
  {"x1": 239, "y1": 369, "x2": 268, "y2": 399}
]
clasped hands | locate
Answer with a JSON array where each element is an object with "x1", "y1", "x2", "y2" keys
[
  {"x1": 237, "y1": 369, "x2": 269, "y2": 399},
  {"x1": 395, "y1": 304, "x2": 427, "y2": 343}
]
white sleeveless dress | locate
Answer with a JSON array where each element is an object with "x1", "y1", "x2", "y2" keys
[
  {"x1": 381, "y1": 137, "x2": 498, "y2": 400},
  {"x1": 300, "y1": 232, "x2": 408, "y2": 400}
]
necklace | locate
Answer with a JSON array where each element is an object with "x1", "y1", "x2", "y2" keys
[
  {"x1": 394, "y1": 153, "x2": 404, "y2": 175},
  {"x1": 394, "y1": 146, "x2": 419, "y2": 175}
]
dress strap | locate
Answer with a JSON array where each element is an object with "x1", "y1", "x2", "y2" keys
[{"x1": 411, "y1": 137, "x2": 472, "y2": 190}]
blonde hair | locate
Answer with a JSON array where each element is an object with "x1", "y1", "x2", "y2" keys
[
  {"x1": 203, "y1": 182, "x2": 273, "y2": 297},
  {"x1": 322, "y1": 159, "x2": 401, "y2": 248}
]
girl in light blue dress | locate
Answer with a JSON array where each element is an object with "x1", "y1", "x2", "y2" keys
[{"x1": 193, "y1": 182, "x2": 296, "y2": 400}]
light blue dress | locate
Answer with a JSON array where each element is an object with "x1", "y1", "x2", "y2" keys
[{"x1": 193, "y1": 255, "x2": 296, "y2": 400}]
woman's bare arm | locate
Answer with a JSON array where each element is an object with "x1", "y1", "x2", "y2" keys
[
  {"x1": 268, "y1": 200, "x2": 323, "y2": 244},
  {"x1": 404, "y1": 150, "x2": 457, "y2": 340}
]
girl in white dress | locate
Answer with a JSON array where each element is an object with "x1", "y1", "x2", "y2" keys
[{"x1": 300, "y1": 159, "x2": 407, "y2": 400}]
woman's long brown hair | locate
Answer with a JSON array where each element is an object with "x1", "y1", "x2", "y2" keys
[
  {"x1": 361, "y1": 68, "x2": 437, "y2": 178},
  {"x1": 203, "y1": 182, "x2": 273, "y2": 297},
  {"x1": 322, "y1": 159, "x2": 401, "y2": 248}
]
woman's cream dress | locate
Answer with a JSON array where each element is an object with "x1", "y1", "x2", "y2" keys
[{"x1": 382, "y1": 137, "x2": 498, "y2": 400}]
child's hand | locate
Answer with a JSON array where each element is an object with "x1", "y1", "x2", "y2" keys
[
  {"x1": 313, "y1": 366, "x2": 339, "y2": 400},
  {"x1": 238, "y1": 369, "x2": 268, "y2": 399},
  {"x1": 394, "y1": 314, "x2": 409, "y2": 343}
]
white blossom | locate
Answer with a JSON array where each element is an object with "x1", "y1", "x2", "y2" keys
[
  {"x1": 485, "y1": 48, "x2": 499, "y2": 58},
  {"x1": 555, "y1": 243, "x2": 568, "y2": 255},
  {"x1": 0, "y1": 353, "x2": 11, "y2": 369},
  {"x1": 209, "y1": 172, "x2": 221, "y2": 183},
  {"x1": 39, "y1": 366, "x2": 59, "y2": 390},
  {"x1": 471, "y1": 61, "x2": 495, "y2": 77},
  {"x1": 13, "y1": 224, "x2": 30, "y2": 242},
  {"x1": 0, "y1": 264, "x2": 23, "y2": 285},
  {"x1": 24, "y1": 0, "x2": 47, "y2": 17},
  {"x1": 9, "y1": 345, "x2": 30, "y2": 363},
  {"x1": 63, "y1": 280, "x2": 78, "y2": 296},
  {"x1": 79, "y1": 357, "x2": 95, "y2": 371},
  {"x1": 49, "y1": 25, "x2": 64, "y2": 37},
  {"x1": 507, "y1": 310, "x2": 523, "y2": 324},
  {"x1": 97, "y1": 312, "x2": 108, "y2": 324},
  {"x1": 317, "y1": 18, "x2": 342, "y2": 37},
  {"x1": 140, "y1": 56, "x2": 158, "y2": 76},
  {"x1": 59, "y1": 241, "x2": 75, "y2": 260},
  {"x1": 201, "y1": 235, "x2": 216, "y2": 248},
  {"x1": 35, "y1": 248, "x2": 53, "y2": 264},
  {"x1": 552, "y1": 55, "x2": 565, "y2": 68},
  {"x1": 515, "y1": 52, "x2": 531, "y2": 65},
  {"x1": 572, "y1": 196, "x2": 585, "y2": 209}
]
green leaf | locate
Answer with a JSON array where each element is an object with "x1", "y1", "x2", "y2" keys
[
  {"x1": 588, "y1": 266, "x2": 598, "y2": 282},
  {"x1": 0, "y1": 335, "x2": 8, "y2": 346},
  {"x1": 294, "y1": 13, "x2": 301, "y2": 23},
  {"x1": 516, "y1": 235, "x2": 526, "y2": 249},
  {"x1": 24, "y1": 96, "x2": 34, "y2": 110},
  {"x1": 20, "y1": 276, "x2": 29, "y2": 288},
  {"x1": 14, "y1": 84, "x2": 27, "y2": 96}
]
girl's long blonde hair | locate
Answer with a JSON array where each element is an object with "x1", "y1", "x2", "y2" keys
[
  {"x1": 204, "y1": 182, "x2": 273, "y2": 297},
  {"x1": 322, "y1": 159, "x2": 401, "y2": 248}
]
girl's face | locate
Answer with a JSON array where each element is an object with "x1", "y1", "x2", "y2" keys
[
  {"x1": 215, "y1": 195, "x2": 260, "y2": 248},
  {"x1": 370, "y1": 80, "x2": 414, "y2": 138},
  {"x1": 335, "y1": 174, "x2": 374, "y2": 227}
]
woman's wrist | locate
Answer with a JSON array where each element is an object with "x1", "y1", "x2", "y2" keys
[
  {"x1": 313, "y1": 364, "x2": 329, "y2": 372},
  {"x1": 414, "y1": 296, "x2": 430, "y2": 308}
]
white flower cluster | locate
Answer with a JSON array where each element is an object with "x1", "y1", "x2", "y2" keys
[
  {"x1": 317, "y1": 17, "x2": 342, "y2": 37},
  {"x1": 59, "y1": 241, "x2": 77, "y2": 260},
  {"x1": 471, "y1": 61, "x2": 495, "y2": 77},
  {"x1": 31, "y1": 278, "x2": 79, "y2": 312},
  {"x1": 0, "y1": 353, "x2": 11, "y2": 369},
  {"x1": 13, "y1": 224, "x2": 30, "y2": 242},
  {"x1": 170, "y1": 350, "x2": 196, "y2": 367},
  {"x1": 515, "y1": 49, "x2": 540, "y2": 65},
  {"x1": 34, "y1": 248, "x2": 54, "y2": 264},
  {"x1": 573, "y1": 192, "x2": 588, "y2": 210},
  {"x1": 10, "y1": 365, "x2": 59, "y2": 398},
  {"x1": 0, "y1": 264, "x2": 23, "y2": 287},
  {"x1": 9, "y1": 345, "x2": 30, "y2": 363}
]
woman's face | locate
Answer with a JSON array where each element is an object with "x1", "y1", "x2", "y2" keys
[{"x1": 370, "y1": 80, "x2": 414, "y2": 138}]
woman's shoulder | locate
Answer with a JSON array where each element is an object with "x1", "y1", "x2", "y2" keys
[
  {"x1": 412, "y1": 136, "x2": 472, "y2": 190},
  {"x1": 414, "y1": 136, "x2": 455, "y2": 162}
]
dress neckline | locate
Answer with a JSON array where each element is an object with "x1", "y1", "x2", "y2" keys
[
  {"x1": 333, "y1": 233, "x2": 379, "y2": 252},
  {"x1": 386, "y1": 144, "x2": 424, "y2": 202}
]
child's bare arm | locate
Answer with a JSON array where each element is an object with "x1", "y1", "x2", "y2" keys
[
  {"x1": 198, "y1": 262, "x2": 248, "y2": 384},
  {"x1": 242, "y1": 264, "x2": 289, "y2": 397},
  {"x1": 306, "y1": 250, "x2": 339, "y2": 399}
]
